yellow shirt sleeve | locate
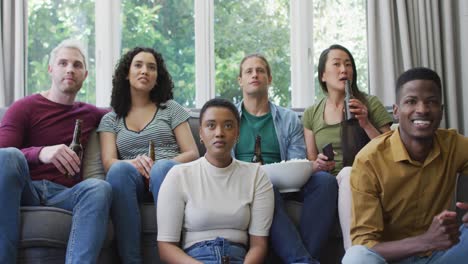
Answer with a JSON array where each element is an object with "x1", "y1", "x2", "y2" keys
[{"x1": 349, "y1": 155, "x2": 384, "y2": 248}]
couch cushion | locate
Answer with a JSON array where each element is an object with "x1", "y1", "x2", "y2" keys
[
  {"x1": 82, "y1": 129, "x2": 106, "y2": 180},
  {"x1": 19, "y1": 206, "x2": 114, "y2": 248},
  {"x1": 141, "y1": 203, "x2": 157, "y2": 235}
]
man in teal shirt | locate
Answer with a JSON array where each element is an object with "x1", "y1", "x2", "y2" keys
[{"x1": 233, "y1": 54, "x2": 338, "y2": 263}]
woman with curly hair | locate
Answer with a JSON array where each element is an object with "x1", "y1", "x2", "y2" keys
[{"x1": 97, "y1": 47, "x2": 199, "y2": 263}]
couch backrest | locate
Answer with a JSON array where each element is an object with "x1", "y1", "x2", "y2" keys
[
  {"x1": 0, "y1": 107, "x2": 6, "y2": 121},
  {"x1": 1, "y1": 106, "x2": 467, "y2": 206}
]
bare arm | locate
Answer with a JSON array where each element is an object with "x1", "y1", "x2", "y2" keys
[
  {"x1": 158, "y1": 241, "x2": 202, "y2": 264},
  {"x1": 304, "y1": 127, "x2": 318, "y2": 161},
  {"x1": 349, "y1": 98, "x2": 390, "y2": 139},
  {"x1": 99, "y1": 131, "x2": 153, "y2": 177},
  {"x1": 372, "y1": 210, "x2": 460, "y2": 262},
  {"x1": 99, "y1": 131, "x2": 119, "y2": 172},
  {"x1": 172, "y1": 121, "x2": 199, "y2": 163},
  {"x1": 361, "y1": 124, "x2": 390, "y2": 140},
  {"x1": 244, "y1": 235, "x2": 268, "y2": 264},
  {"x1": 304, "y1": 127, "x2": 335, "y2": 172}
]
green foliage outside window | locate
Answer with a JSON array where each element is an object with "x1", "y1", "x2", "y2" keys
[
  {"x1": 121, "y1": 0, "x2": 195, "y2": 107},
  {"x1": 313, "y1": 0, "x2": 368, "y2": 100},
  {"x1": 27, "y1": 0, "x2": 95, "y2": 103},
  {"x1": 214, "y1": 0, "x2": 291, "y2": 106},
  {"x1": 27, "y1": 0, "x2": 367, "y2": 107}
]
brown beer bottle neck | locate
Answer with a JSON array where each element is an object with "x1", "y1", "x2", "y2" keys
[
  {"x1": 252, "y1": 135, "x2": 264, "y2": 164},
  {"x1": 71, "y1": 119, "x2": 83, "y2": 144},
  {"x1": 148, "y1": 140, "x2": 156, "y2": 161}
]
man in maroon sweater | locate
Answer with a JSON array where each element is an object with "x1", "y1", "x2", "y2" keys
[{"x1": 0, "y1": 39, "x2": 111, "y2": 264}]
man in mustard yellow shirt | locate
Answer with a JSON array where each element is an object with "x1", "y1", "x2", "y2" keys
[{"x1": 343, "y1": 67, "x2": 468, "y2": 264}]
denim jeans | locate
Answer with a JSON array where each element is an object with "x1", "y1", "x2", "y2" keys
[
  {"x1": 149, "y1": 159, "x2": 179, "y2": 204},
  {"x1": 0, "y1": 147, "x2": 112, "y2": 264},
  {"x1": 342, "y1": 225, "x2": 468, "y2": 264},
  {"x1": 269, "y1": 171, "x2": 338, "y2": 264},
  {"x1": 106, "y1": 159, "x2": 178, "y2": 264},
  {"x1": 185, "y1": 237, "x2": 246, "y2": 263}
]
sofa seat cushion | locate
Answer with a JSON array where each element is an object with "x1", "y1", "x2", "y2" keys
[
  {"x1": 19, "y1": 206, "x2": 114, "y2": 248},
  {"x1": 141, "y1": 202, "x2": 157, "y2": 235}
]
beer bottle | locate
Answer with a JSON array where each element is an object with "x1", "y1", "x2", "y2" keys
[
  {"x1": 69, "y1": 119, "x2": 83, "y2": 159},
  {"x1": 251, "y1": 135, "x2": 264, "y2": 165},
  {"x1": 66, "y1": 119, "x2": 83, "y2": 178},
  {"x1": 148, "y1": 140, "x2": 155, "y2": 161},
  {"x1": 145, "y1": 140, "x2": 156, "y2": 189},
  {"x1": 344, "y1": 79, "x2": 355, "y2": 120}
]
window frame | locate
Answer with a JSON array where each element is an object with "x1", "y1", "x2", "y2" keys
[{"x1": 93, "y1": 0, "x2": 314, "y2": 108}]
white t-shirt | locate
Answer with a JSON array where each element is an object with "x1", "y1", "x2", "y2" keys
[{"x1": 157, "y1": 157, "x2": 274, "y2": 249}]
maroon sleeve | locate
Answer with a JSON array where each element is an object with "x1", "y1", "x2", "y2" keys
[{"x1": 0, "y1": 100, "x2": 44, "y2": 164}]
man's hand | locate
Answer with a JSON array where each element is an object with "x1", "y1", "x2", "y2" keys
[
  {"x1": 421, "y1": 210, "x2": 460, "y2": 251},
  {"x1": 39, "y1": 144, "x2": 81, "y2": 176},
  {"x1": 128, "y1": 154, "x2": 154, "y2": 179},
  {"x1": 456, "y1": 202, "x2": 468, "y2": 226}
]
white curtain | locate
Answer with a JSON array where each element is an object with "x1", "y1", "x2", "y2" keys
[
  {"x1": 0, "y1": 0, "x2": 26, "y2": 107},
  {"x1": 368, "y1": 0, "x2": 468, "y2": 133}
]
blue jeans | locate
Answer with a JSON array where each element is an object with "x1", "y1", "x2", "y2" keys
[
  {"x1": 149, "y1": 159, "x2": 179, "y2": 204},
  {"x1": 342, "y1": 225, "x2": 468, "y2": 264},
  {"x1": 270, "y1": 171, "x2": 338, "y2": 264},
  {"x1": 106, "y1": 159, "x2": 178, "y2": 264},
  {"x1": 0, "y1": 147, "x2": 112, "y2": 264},
  {"x1": 185, "y1": 237, "x2": 246, "y2": 263}
]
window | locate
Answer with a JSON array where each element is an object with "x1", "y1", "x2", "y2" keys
[
  {"x1": 120, "y1": 0, "x2": 195, "y2": 107},
  {"x1": 27, "y1": 0, "x2": 95, "y2": 103},
  {"x1": 313, "y1": 0, "x2": 368, "y2": 99},
  {"x1": 27, "y1": 0, "x2": 367, "y2": 108},
  {"x1": 214, "y1": 0, "x2": 290, "y2": 106}
]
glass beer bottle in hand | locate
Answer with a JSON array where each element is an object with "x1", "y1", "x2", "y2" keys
[
  {"x1": 145, "y1": 140, "x2": 156, "y2": 188},
  {"x1": 251, "y1": 135, "x2": 264, "y2": 165},
  {"x1": 344, "y1": 79, "x2": 355, "y2": 120},
  {"x1": 148, "y1": 140, "x2": 155, "y2": 161},
  {"x1": 67, "y1": 119, "x2": 83, "y2": 178}
]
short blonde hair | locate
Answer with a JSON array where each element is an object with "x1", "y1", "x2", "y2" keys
[{"x1": 48, "y1": 39, "x2": 88, "y2": 69}]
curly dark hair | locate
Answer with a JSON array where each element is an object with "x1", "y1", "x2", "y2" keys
[
  {"x1": 318, "y1": 44, "x2": 367, "y2": 105},
  {"x1": 111, "y1": 47, "x2": 174, "y2": 117}
]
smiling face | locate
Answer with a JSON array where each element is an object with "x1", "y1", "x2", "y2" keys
[
  {"x1": 199, "y1": 106, "x2": 239, "y2": 161},
  {"x1": 238, "y1": 57, "x2": 272, "y2": 98},
  {"x1": 127, "y1": 52, "x2": 158, "y2": 93},
  {"x1": 48, "y1": 47, "x2": 88, "y2": 95},
  {"x1": 320, "y1": 49, "x2": 354, "y2": 93},
  {"x1": 394, "y1": 79, "x2": 443, "y2": 144}
]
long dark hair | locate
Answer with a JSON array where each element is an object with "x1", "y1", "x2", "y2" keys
[
  {"x1": 111, "y1": 47, "x2": 174, "y2": 118},
  {"x1": 317, "y1": 44, "x2": 367, "y2": 105},
  {"x1": 318, "y1": 44, "x2": 370, "y2": 166}
]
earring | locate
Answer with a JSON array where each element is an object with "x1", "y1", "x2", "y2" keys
[{"x1": 200, "y1": 138, "x2": 203, "y2": 144}]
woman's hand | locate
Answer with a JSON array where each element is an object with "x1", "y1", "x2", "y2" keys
[
  {"x1": 313, "y1": 153, "x2": 336, "y2": 173},
  {"x1": 348, "y1": 98, "x2": 370, "y2": 128},
  {"x1": 127, "y1": 154, "x2": 154, "y2": 178}
]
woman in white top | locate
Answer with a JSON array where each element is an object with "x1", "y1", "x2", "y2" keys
[{"x1": 157, "y1": 98, "x2": 274, "y2": 263}]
